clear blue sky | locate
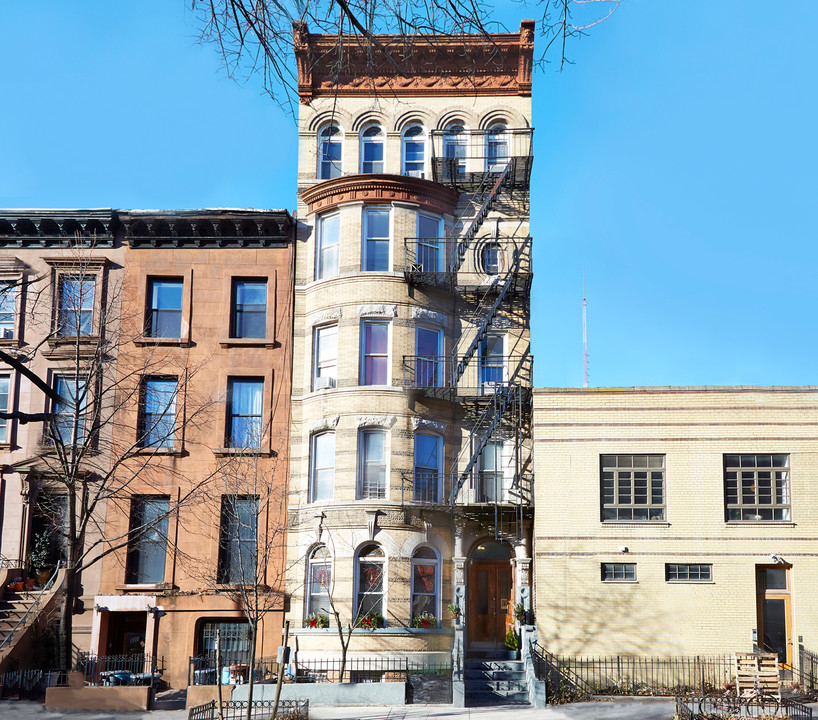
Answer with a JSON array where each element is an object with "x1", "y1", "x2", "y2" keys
[{"x1": 2, "y1": 1, "x2": 816, "y2": 388}]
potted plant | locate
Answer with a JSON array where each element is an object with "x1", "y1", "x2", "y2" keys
[
  {"x1": 447, "y1": 603, "x2": 462, "y2": 623},
  {"x1": 303, "y1": 612, "x2": 329, "y2": 628},
  {"x1": 355, "y1": 613, "x2": 383, "y2": 630},
  {"x1": 504, "y1": 625, "x2": 520, "y2": 656},
  {"x1": 412, "y1": 611, "x2": 437, "y2": 629},
  {"x1": 513, "y1": 602, "x2": 527, "y2": 624}
]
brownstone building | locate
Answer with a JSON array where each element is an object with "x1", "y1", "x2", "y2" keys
[{"x1": 91, "y1": 209, "x2": 294, "y2": 689}]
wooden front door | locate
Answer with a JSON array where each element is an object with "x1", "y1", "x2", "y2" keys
[
  {"x1": 468, "y1": 561, "x2": 513, "y2": 650},
  {"x1": 756, "y1": 565, "x2": 792, "y2": 666}
]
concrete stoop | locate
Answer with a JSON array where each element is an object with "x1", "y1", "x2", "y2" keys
[{"x1": 464, "y1": 659, "x2": 529, "y2": 706}]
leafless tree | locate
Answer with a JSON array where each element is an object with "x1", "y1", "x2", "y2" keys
[
  {"x1": 7, "y1": 236, "x2": 216, "y2": 671},
  {"x1": 191, "y1": 0, "x2": 621, "y2": 114}
]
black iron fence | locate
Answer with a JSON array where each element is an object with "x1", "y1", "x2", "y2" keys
[
  {"x1": 189, "y1": 654, "x2": 450, "y2": 686},
  {"x1": 0, "y1": 668, "x2": 62, "y2": 700},
  {"x1": 76, "y1": 652, "x2": 162, "y2": 687},
  {"x1": 798, "y1": 645, "x2": 818, "y2": 697},
  {"x1": 188, "y1": 699, "x2": 309, "y2": 720}
]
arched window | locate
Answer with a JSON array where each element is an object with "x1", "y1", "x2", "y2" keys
[
  {"x1": 413, "y1": 432, "x2": 441, "y2": 503},
  {"x1": 443, "y1": 121, "x2": 467, "y2": 177},
  {"x1": 402, "y1": 125, "x2": 425, "y2": 177},
  {"x1": 360, "y1": 125, "x2": 384, "y2": 174},
  {"x1": 355, "y1": 543, "x2": 385, "y2": 624},
  {"x1": 486, "y1": 122, "x2": 509, "y2": 172},
  {"x1": 481, "y1": 243, "x2": 502, "y2": 276},
  {"x1": 318, "y1": 124, "x2": 342, "y2": 179},
  {"x1": 411, "y1": 546, "x2": 440, "y2": 624},
  {"x1": 306, "y1": 545, "x2": 332, "y2": 618}
]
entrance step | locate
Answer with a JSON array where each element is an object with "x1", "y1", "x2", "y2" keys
[{"x1": 464, "y1": 659, "x2": 529, "y2": 706}]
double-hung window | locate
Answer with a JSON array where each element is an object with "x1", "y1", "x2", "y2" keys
[
  {"x1": 359, "y1": 428, "x2": 387, "y2": 499},
  {"x1": 316, "y1": 213, "x2": 340, "y2": 280},
  {"x1": 601, "y1": 455, "x2": 665, "y2": 521},
  {"x1": 415, "y1": 326, "x2": 441, "y2": 388},
  {"x1": 52, "y1": 376, "x2": 88, "y2": 445},
  {"x1": 360, "y1": 320, "x2": 389, "y2": 386},
  {"x1": 125, "y1": 495, "x2": 170, "y2": 584},
  {"x1": 479, "y1": 334, "x2": 505, "y2": 387},
  {"x1": 724, "y1": 454, "x2": 790, "y2": 521},
  {"x1": 477, "y1": 440, "x2": 503, "y2": 502},
  {"x1": 318, "y1": 125, "x2": 342, "y2": 179},
  {"x1": 360, "y1": 125, "x2": 384, "y2": 173},
  {"x1": 362, "y1": 207, "x2": 390, "y2": 272},
  {"x1": 411, "y1": 547, "x2": 439, "y2": 622},
  {"x1": 312, "y1": 324, "x2": 338, "y2": 390},
  {"x1": 416, "y1": 213, "x2": 442, "y2": 273},
  {"x1": 486, "y1": 123, "x2": 509, "y2": 172},
  {"x1": 58, "y1": 276, "x2": 94, "y2": 336},
  {"x1": 414, "y1": 433, "x2": 441, "y2": 503},
  {"x1": 355, "y1": 543, "x2": 385, "y2": 621},
  {"x1": 402, "y1": 125, "x2": 425, "y2": 177},
  {"x1": 231, "y1": 279, "x2": 267, "y2": 338},
  {"x1": 218, "y1": 495, "x2": 258, "y2": 585},
  {"x1": 0, "y1": 374, "x2": 9, "y2": 443},
  {"x1": 310, "y1": 432, "x2": 335, "y2": 502},
  {"x1": 226, "y1": 378, "x2": 263, "y2": 449},
  {"x1": 147, "y1": 278, "x2": 183, "y2": 338},
  {"x1": 140, "y1": 377, "x2": 177, "y2": 448},
  {"x1": 443, "y1": 122, "x2": 467, "y2": 177},
  {"x1": 0, "y1": 281, "x2": 16, "y2": 339}
]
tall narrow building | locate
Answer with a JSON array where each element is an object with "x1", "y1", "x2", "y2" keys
[{"x1": 287, "y1": 22, "x2": 535, "y2": 678}]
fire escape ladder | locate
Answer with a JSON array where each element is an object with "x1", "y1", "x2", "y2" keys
[
  {"x1": 449, "y1": 344, "x2": 531, "y2": 505},
  {"x1": 449, "y1": 162, "x2": 512, "y2": 275}
]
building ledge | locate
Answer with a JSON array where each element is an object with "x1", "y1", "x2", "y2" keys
[
  {"x1": 133, "y1": 337, "x2": 192, "y2": 348},
  {"x1": 212, "y1": 448, "x2": 276, "y2": 457},
  {"x1": 218, "y1": 339, "x2": 278, "y2": 349},
  {"x1": 292, "y1": 627, "x2": 454, "y2": 635},
  {"x1": 725, "y1": 521, "x2": 796, "y2": 528},
  {"x1": 601, "y1": 522, "x2": 672, "y2": 528},
  {"x1": 114, "y1": 583, "x2": 177, "y2": 593}
]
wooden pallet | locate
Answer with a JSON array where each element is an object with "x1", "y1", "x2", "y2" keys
[{"x1": 734, "y1": 652, "x2": 780, "y2": 698}]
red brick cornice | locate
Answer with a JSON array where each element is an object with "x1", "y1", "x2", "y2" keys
[
  {"x1": 300, "y1": 175, "x2": 459, "y2": 216},
  {"x1": 293, "y1": 21, "x2": 535, "y2": 103}
]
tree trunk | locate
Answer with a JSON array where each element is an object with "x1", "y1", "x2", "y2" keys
[
  {"x1": 59, "y1": 566, "x2": 76, "y2": 671},
  {"x1": 245, "y1": 623, "x2": 256, "y2": 720}
]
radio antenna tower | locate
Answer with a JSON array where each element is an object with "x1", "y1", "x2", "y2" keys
[{"x1": 582, "y1": 268, "x2": 589, "y2": 388}]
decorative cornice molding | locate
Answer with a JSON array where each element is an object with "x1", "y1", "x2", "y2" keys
[
  {"x1": 411, "y1": 307, "x2": 448, "y2": 328},
  {"x1": 357, "y1": 303, "x2": 397, "y2": 318},
  {"x1": 308, "y1": 307, "x2": 343, "y2": 326},
  {"x1": 356, "y1": 415, "x2": 396, "y2": 428},
  {"x1": 293, "y1": 21, "x2": 535, "y2": 103},
  {"x1": 412, "y1": 417, "x2": 447, "y2": 434},
  {"x1": 301, "y1": 175, "x2": 458, "y2": 217},
  {"x1": 307, "y1": 415, "x2": 340, "y2": 434}
]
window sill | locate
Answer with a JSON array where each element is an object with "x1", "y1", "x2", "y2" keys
[
  {"x1": 666, "y1": 580, "x2": 715, "y2": 585},
  {"x1": 48, "y1": 335, "x2": 100, "y2": 345},
  {"x1": 0, "y1": 338, "x2": 19, "y2": 348},
  {"x1": 602, "y1": 521, "x2": 671, "y2": 528},
  {"x1": 133, "y1": 337, "x2": 192, "y2": 347},
  {"x1": 725, "y1": 521, "x2": 796, "y2": 527},
  {"x1": 134, "y1": 447, "x2": 185, "y2": 457},
  {"x1": 212, "y1": 448, "x2": 276, "y2": 458},
  {"x1": 0, "y1": 442, "x2": 11, "y2": 451},
  {"x1": 601, "y1": 580, "x2": 638, "y2": 584},
  {"x1": 218, "y1": 339, "x2": 278, "y2": 349},
  {"x1": 114, "y1": 583, "x2": 176, "y2": 592}
]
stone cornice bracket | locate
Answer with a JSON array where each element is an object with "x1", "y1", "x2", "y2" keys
[
  {"x1": 411, "y1": 307, "x2": 449, "y2": 328},
  {"x1": 365, "y1": 509, "x2": 381, "y2": 541},
  {"x1": 314, "y1": 511, "x2": 326, "y2": 542},
  {"x1": 301, "y1": 175, "x2": 459, "y2": 217},
  {"x1": 356, "y1": 415, "x2": 396, "y2": 429},
  {"x1": 307, "y1": 415, "x2": 340, "y2": 434},
  {"x1": 412, "y1": 416, "x2": 447, "y2": 434},
  {"x1": 357, "y1": 304, "x2": 397, "y2": 318}
]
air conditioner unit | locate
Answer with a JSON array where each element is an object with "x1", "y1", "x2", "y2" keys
[
  {"x1": 314, "y1": 376, "x2": 336, "y2": 390},
  {"x1": 407, "y1": 171, "x2": 425, "y2": 179},
  {"x1": 1, "y1": 328, "x2": 13, "y2": 339}
]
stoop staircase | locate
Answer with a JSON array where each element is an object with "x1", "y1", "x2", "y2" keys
[
  {"x1": 0, "y1": 591, "x2": 39, "y2": 646},
  {"x1": 464, "y1": 657, "x2": 530, "y2": 705}
]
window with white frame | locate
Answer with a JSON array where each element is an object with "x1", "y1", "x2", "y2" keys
[
  {"x1": 0, "y1": 374, "x2": 9, "y2": 443},
  {"x1": 479, "y1": 334, "x2": 505, "y2": 387},
  {"x1": 724, "y1": 454, "x2": 791, "y2": 521},
  {"x1": 355, "y1": 543, "x2": 385, "y2": 622},
  {"x1": 310, "y1": 432, "x2": 335, "y2": 502},
  {"x1": 316, "y1": 212, "x2": 340, "y2": 280},
  {"x1": 52, "y1": 375, "x2": 88, "y2": 446},
  {"x1": 477, "y1": 440, "x2": 503, "y2": 502},
  {"x1": 307, "y1": 545, "x2": 332, "y2": 617},
  {"x1": 318, "y1": 124, "x2": 342, "y2": 179},
  {"x1": 226, "y1": 378, "x2": 263, "y2": 449},
  {"x1": 360, "y1": 125, "x2": 384, "y2": 173},
  {"x1": 486, "y1": 122, "x2": 509, "y2": 171},
  {"x1": 443, "y1": 121, "x2": 467, "y2": 177},
  {"x1": 416, "y1": 213, "x2": 442, "y2": 273},
  {"x1": 139, "y1": 377, "x2": 177, "y2": 449},
  {"x1": 601, "y1": 455, "x2": 665, "y2": 522},
  {"x1": 402, "y1": 125, "x2": 425, "y2": 177},
  {"x1": 601, "y1": 563, "x2": 636, "y2": 582},
  {"x1": 360, "y1": 320, "x2": 389, "y2": 385},
  {"x1": 666, "y1": 564, "x2": 712, "y2": 582},
  {"x1": 58, "y1": 276, "x2": 95, "y2": 336},
  {"x1": 411, "y1": 546, "x2": 439, "y2": 623},
  {"x1": 362, "y1": 206, "x2": 390, "y2": 272},
  {"x1": 146, "y1": 278, "x2": 183, "y2": 338},
  {"x1": 312, "y1": 324, "x2": 338, "y2": 390},
  {"x1": 358, "y1": 428, "x2": 387, "y2": 499},
  {"x1": 0, "y1": 281, "x2": 17, "y2": 339},
  {"x1": 414, "y1": 433, "x2": 441, "y2": 503},
  {"x1": 414, "y1": 325, "x2": 441, "y2": 388}
]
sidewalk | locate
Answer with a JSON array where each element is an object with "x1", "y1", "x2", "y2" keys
[{"x1": 0, "y1": 698, "x2": 677, "y2": 720}]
